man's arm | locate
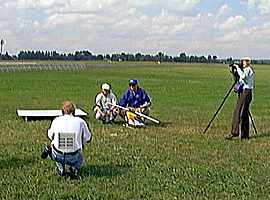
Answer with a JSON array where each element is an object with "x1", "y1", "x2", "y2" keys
[
  {"x1": 82, "y1": 120, "x2": 92, "y2": 143},
  {"x1": 47, "y1": 120, "x2": 56, "y2": 140},
  {"x1": 111, "y1": 93, "x2": 118, "y2": 105},
  {"x1": 236, "y1": 67, "x2": 248, "y2": 80},
  {"x1": 141, "y1": 88, "x2": 151, "y2": 107},
  {"x1": 93, "y1": 93, "x2": 104, "y2": 113},
  {"x1": 94, "y1": 94, "x2": 102, "y2": 109},
  {"x1": 237, "y1": 67, "x2": 253, "y2": 83},
  {"x1": 119, "y1": 90, "x2": 129, "y2": 107}
]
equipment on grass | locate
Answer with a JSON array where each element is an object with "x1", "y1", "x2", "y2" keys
[
  {"x1": 248, "y1": 111, "x2": 258, "y2": 135},
  {"x1": 106, "y1": 102, "x2": 160, "y2": 125},
  {"x1": 203, "y1": 82, "x2": 235, "y2": 133},
  {"x1": 228, "y1": 63, "x2": 241, "y2": 82},
  {"x1": 17, "y1": 109, "x2": 87, "y2": 121}
]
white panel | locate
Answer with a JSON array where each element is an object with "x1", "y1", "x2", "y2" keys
[{"x1": 17, "y1": 109, "x2": 87, "y2": 117}]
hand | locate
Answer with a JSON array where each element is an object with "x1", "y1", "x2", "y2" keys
[
  {"x1": 128, "y1": 107, "x2": 135, "y2": 112},
  {"x1": 101, "y1": 112, "x2": 106, "y2": 117},
  {"x1": 135, "y1": 108, "x2": 142, "y2": 113},
  {"x1": 113, "y1": 108, "x2": 119, "y2": 114}
]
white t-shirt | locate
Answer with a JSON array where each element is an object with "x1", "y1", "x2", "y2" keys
[
  {"x1": 95, "y1": 92, "x2": 118, "y2": 111},
  {"x1": 237, "y1": 66, "x2": 254, "y2": 89},
  {"x1": 48, "y1": 114, "x2": 92, "y2": 151}
]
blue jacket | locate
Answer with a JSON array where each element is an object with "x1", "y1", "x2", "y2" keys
[{"x1": 119, "y1": 87, "x2": 151, "y2": 108}]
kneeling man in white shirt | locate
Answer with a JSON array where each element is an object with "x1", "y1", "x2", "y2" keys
[{"x1": 41, "y1": 101, "x2": 92, "y2": 178}]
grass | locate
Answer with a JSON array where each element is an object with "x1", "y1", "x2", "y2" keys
[{"x1": 0, "y1": 62, "x2": 270, "y2": 199}]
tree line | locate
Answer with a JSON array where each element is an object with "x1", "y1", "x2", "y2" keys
[{"x1": 0, "y1": 50, "x2": 269, "y2": 64}]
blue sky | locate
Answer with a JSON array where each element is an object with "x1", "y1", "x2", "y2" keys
[{"x1": 1, "y1": 0, "x2": 270, "y2": 58}]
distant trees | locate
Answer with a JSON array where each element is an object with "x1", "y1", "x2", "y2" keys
[
  {"x1": 0, "y1": 49, "x2": 269, "y2": 64},
  {"x1": 0, "y1": 50, "x2": 227, "y2": 64}
]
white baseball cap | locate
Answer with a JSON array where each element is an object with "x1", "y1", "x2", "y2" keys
[
  {"x1": 241, "y1": 57, "x2": 251, "y2": 61},
  {"x1": 101, "y1": 83, "x2": 111, "y2": 90}
]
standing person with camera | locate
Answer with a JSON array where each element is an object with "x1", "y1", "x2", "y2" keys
[{"x1": 227, "y1": 57, "x2": 254, "y2": 140}]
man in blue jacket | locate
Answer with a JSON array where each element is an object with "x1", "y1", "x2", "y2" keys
[{"x1": 119, "y1": 79, "x2": 151, "y2": 126}]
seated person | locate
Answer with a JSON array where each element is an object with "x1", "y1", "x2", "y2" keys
[
  {"x1": 93, "y1": 83, "x2": 118, "y2": 124},
  {"x1": 119, "y1": 79, "x2": 151, "y2": 126},
  {"x1": 41, "y1": 101, "x2": 92, "y2": 178}
]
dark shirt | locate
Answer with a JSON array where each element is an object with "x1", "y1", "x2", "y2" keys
[{"x1": 119, "y1": 87, "x2": 151, "y2": 108}]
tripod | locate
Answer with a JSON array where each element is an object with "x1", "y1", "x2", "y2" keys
[{"x1": 203, "y1": 82, "x2": 257, "y2": 134}]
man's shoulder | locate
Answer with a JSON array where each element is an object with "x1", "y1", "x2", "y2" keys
[
  {"x1": 53, "y1": 115, "x2": 64, "y2": 121},
  {"x1": 138, "y1": 87, "x2": 148, "y2": 93},
  {"x1": 74, "y1": 116, "x2": 86, "y2": 123},
  {"x1": 110, "y1": 92, "x2": 117, "y2": 98},
  {"x1": 122, "y1": 89, "x2": 131, "y2": 96},
  {"x1": 96, "y1": 92, "x2": 104, "y2": 99}
]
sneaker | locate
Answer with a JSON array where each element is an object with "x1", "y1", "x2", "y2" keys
[
  {"x1": 241, "y1": 136, "x2": 249, "y2": 140},
  {"x1": 56, "y1": 163, "x2": 65, "y2": 176},
  {"x1": 225, "y1": 134, "x2": 239, "y2": 140},
  {"x1": 69, "y1": 166, "x2": 80, "y2": 179},
  {"x1": 56, "y1": 167, "x2": 65, "y2": 176},
  {"x1": 41, "y1": 145, "x2": 52, "y2": 159}
]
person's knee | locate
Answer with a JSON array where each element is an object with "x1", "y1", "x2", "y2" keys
[
  {"x1": 95, "y1": 111, "x2": 102, "y2": 120},
  {"x1": 142, "y1": 107, "x2": 150, "y2": 115}
]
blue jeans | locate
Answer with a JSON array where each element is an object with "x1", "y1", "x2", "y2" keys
[{"x1": 51, "y1": 147, "x2": 83, "y2": 173}]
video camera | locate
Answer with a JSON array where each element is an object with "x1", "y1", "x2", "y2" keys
[{"x1": 228, "y1": 62, "x2": 243, "y2": 81}]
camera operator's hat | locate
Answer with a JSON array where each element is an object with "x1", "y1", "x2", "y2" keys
[
  {"x1": 129, "y1": 79, "x2": 138, "y2": 86},
  {"x1": 101, "y1": 83, "x2": 111, "y2": 90},
  {"x1": 241, "y1": 57, "x2": 251, "y2": 61}
]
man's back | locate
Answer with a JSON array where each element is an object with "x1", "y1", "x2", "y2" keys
[{"x1": 48, "y1": 115, "x2": 91, "y2": 151}]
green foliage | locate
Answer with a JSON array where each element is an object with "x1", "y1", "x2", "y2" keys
[{"x1": 0, "y1": 62, "x2": 270, "y2": 199}]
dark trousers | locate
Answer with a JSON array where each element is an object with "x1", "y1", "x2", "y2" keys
[{"x1": 231, "y1": 89, "x2": 252, "y2": 138}]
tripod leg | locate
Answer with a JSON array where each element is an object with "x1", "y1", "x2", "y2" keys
[
  {"x1": 248, "y1": 111, "x2": 257, "y2": 134},
  {"x1": 203, "y1": 82, "x2": 235, "y2": 133}
]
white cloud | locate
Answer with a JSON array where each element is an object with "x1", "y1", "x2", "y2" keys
[
  {"x1": 15, "y1": 0, "x2": 201, "y2": 15},
  {"x1": 1, "y1": 0, "x2": 270, "y2": 58},
  {"x1": 218, "y1": 15, "x2": 246, "y2": 30},
  {"x1": 217, "y1": 4, "x2": 231, "y2": 16},
  {"x1": 216, "y1": 31, "x2": 241, "y2": 42},
  {"x1": 131, "y1": 0, "x2": 201, "y2": 12},
  {"x1": 247, "y1": 0, "x2": 270, "y2": 14}
]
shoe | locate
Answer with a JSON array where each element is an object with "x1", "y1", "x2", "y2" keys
[
  {"x1": 69, "y1": 166, "x2": 80, "y2": 179},
  {"x1": 56, "y1": 162, "x2": 65, "y2": 176},
  {"x1": 225, "y1": 134, "x2": 239, "y2": 140},
  {"x1": 56, "y1": 167, "x2": 65, "y2": 176},
  {"x1": 41, "y1": 145, "x2": 52, "y2": 159},
  {"x1": 241, "y1": 136, "x2": 249, "y2": 140}
]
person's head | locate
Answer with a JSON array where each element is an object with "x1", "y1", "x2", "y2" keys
[
  {"x1": 241, "y1": 57, "x2": 251, "y2": 68},
  {"x1": 128, "y1": 79, "x2": 138, "y2": 91},
  {"x1": 101, "y1": 83, "x2": 111, "y2": 95},
  {"x1": 61, "y1": 100, "x2": 76, "y2": 115}
]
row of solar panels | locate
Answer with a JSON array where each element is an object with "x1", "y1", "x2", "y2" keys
[{"x1": 0, "y1": 64, "x2": 90, "y2": 72}]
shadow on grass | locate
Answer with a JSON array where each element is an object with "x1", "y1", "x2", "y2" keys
[
  {"x1": 81, "y1": 164, "x2": 131, "y2": 177},
  {"x1": 157, "y1": 121, "x2": 173, "y2": 128},
  {"x1": 0, "y1": 156, "x2": 36, "y2": 169}
]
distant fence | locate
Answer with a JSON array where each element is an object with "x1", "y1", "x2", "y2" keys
[{"x1": 0, "y1": 64, "x2": 90, "y2": 72}]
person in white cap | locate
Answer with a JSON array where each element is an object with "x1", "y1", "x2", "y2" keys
[
  {"x1": 93, "y1": 83, "x2": 118, "y2": 124},
  {"x1": 227, "y1": 57, "x2": 255, "y2": 140}
]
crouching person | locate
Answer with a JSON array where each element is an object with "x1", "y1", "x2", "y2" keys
[
  {"x1": 93, "y1": 83, "x2": 118, "y2": 124},
  {"x1": 119, "y1": 79, "x2": 151, "y2": 126},
  {"x1": 41, "y1": 101, "x2": 92, "y2": 178}
]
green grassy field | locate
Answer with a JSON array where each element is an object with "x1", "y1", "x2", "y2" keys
[{"x1": 0, "y1": 62, "x2": 270, "y2": 199}]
